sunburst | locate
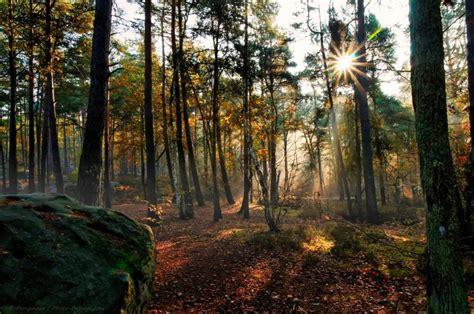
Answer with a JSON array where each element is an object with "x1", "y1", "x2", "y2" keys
[{"x1": 328, "y1": 41, "x2": 370, "y2": 90}]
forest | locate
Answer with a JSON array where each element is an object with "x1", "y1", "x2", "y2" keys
[{"x1": 0, "y1": 0, "x2": 473, "y2": 312}]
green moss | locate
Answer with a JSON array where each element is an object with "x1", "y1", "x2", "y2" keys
[{"x1": 0, "y1": 194, "x2": 155, "y2": 313}]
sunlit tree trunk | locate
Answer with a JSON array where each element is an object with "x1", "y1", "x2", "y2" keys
[
  {"x1": 409, "y1": 0, "x2": 468, "y2": 311},
  {"x1": 318, "y1": 31, "x2": 353, "y2": 218}
]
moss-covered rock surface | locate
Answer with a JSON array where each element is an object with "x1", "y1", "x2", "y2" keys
[{"x1": 0, "y1": 194, "x2": 155, "y2": 313}]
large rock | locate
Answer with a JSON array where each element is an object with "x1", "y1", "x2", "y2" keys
[{"x1": 0, "y1": 194, "x2": 155, "y2": 313}]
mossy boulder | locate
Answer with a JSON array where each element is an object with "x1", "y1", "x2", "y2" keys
[{"x1": 0, "y1": 194, "x2": 155, "y2": 313}]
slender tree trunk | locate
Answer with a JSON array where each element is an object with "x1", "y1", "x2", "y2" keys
[
  {"x1": 77, "y1": 0, "x2": 112, "y2": 205},
  {"x1": 63, "y1": 121, "x2": 68, "y2": 174},
  {"x1": 28, "y1": 0, "x2": 35, "y2": 192},
  {"x1": 42, "y1": 0, "x2": 63, "y2": 194},
  {"x1": 39, "y1": 92, "x2": 49, "y2": 193},
  {"x1": 160, "y1": 3, "x2": 176, "y2": 196},
  {"x1": 409, "y1": 0, "x2": 468, "y2": 311},
  {"x1": 319, "y1": 32, "x2": 353, "y2": 218},
  {"x1": 211, "y1": 20, "x2": 223, "y2": 221},
  {"x1": 7, "y1": 0, "x2": 17, "y2": 194},
  {"x1": 370, "y1": 84, "x2": 387, "y2": 206},
  {"x1": 178, "y1": 7, "x2": 204, "y2": 207},
  {"x1": 316, "y1": 136, "x2": 324, "y2": 196},
  {"x1": 172, "y1": 0, "x2": 193, "y2": 218},
  {"x1": 465, "y1": 0, "x2": 474, "y2": 234},
  {"x1": 217, "y1": 119, "x2": 235, "y2": 204},
  {"x1": 355, "y1": 0, "x2": 378, "y2": 223},
  {"x1": 354, "y1": 95, "x2": 363, "y2": 219},
  {"x1": 0, "y1": 139, "x2": 6, "y2": 192},
  {"x1": 104, "y1": 88, "x2": 112, "y2": 208},
  {"x1": 240, "y1": 0, "x2": 250, "y2": 219},
  {"x1": 144, "y1": 0, "x2": 158, "y2": 205}
]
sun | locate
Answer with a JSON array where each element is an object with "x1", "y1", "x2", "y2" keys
[
  {"x1": 336, "y1": 53, "x2": 356, "y2": 73},
  {"x1": 328, "y1": 41, "x2": 369, "y2": 87}
]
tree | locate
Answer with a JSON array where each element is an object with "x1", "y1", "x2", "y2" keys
[
  {"x1": 465, "y1": 0, "x2": 474, "y2": 233},
  {"x1": 27, "y1": 0, "x2": 35, "y2": 192},
  {"x1": 43, "y1": 0, "x2": 64, "y2": 194},
  {"x1": 355, "y1": 0, "x2": 378, "y2": 223},
  {"x1": 179, "y1": 2, "x2": 205, "y2": 207},
  {"x1": 144, "y1": 0, "x2": 158, "y2": 205},
  {"x1": 172, "y1": 0, "x2": 193, "y2": 219},
  {"x1": 409, "y1": 0, "x2": 468, "y2": 311},
  {"x1": 7, "y1": 0, "x2": 17, "y2": 194},
  {"x1": 78, "y1": 0, "x2": 113, "y2": 205},
  {"x1": 240, "y1": 0, "x2": 250, "y2": 219}
]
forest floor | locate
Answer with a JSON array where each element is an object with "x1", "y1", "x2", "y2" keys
[{"x1": 114, "y1": 199, "x2": 474, "y2": 312}]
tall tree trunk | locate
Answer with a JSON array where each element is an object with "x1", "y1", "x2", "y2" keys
[
  {"x1": 172, "y1": 0, "x2": 193, "y2": 218},
  {"x1": 316, "y1": 134, "x2": 324, "y2": 196},
  {"x1": 179, "y1": 7, "x2": 204, "y2": 207},
  {"x1": 354, "y1": 94, "x2": 363, "y2": 219},
  {"x1": 39, "y1": 92, "x2": 49, "y2": 193},
  {"x1": 319, "y1": 32, "x2": 353, "y2": 218},
  {"x1": 160, "y1": 3, "x2": 177, "y2": 196},
  {"x1": 211, "y1": 20, "x2": 223, "y2": 221},
  {"x1": 77, "y1": 0, "x2": 112, "y2": 205},
  {"x1": 103, "y1": 88, "x2": 112, "y2": 208},
  {"x1": 465, "y1": 0, "x2": 474, "y2": 234},
  {"x1": 0, "y1": 139, "x2": 6, "y2": 192},
  {"x1": 28, "y1": 0, "x2": 35, "y2": 192},
  {"x1": 217, "y1": 119, "x2": 235, "y2": 204},
  {"x1": 144, "y1": 0, "x2": 158, "y2": 205},
  {"x1": 63, "y1": 122, "x2": 68, "y2": 174},
  {"x1": 240, "y1": 0, "x2": 250, "y2": 219},
  {"x1": 355, "y1": 0, "x2": 378, "y2": 223},
  {"x1": 370, "y1": 83, "x2": 387, "y2": 206},
  {"x1": 43, "y1": 0, "x2": 64, "y2": 194},
  {"x1": 409, "y1": 0, "x2": 468, "y2": 311},
  {"x1": 7, "y1": 0, "x2": 17, "y2": 194}
]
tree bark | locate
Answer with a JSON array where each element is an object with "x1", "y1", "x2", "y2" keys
[
  {"x1": 217, "y1": 119, "x2": 235, "y2": 204},
  {"x1": 104, "y1": 88, "x2": 112, "y2": 208},
  {"x1": 240, "y1": 0, "x2": 250, "y2": 219},
  {"x1": 77, "y1": 0, "x2": 112, "y2": 205},
  {"x1": 355, "y1": 0, "x2": 378, "y2": 223},
  {"x1": 160, "y1": 2, "x2": 177, "y2": 196},
  {"x1": 7, "y1": 0, "x2": 17, "y2": 194},
  {"x1": 172, "y1": 0, "x2": 193, "y2": 218},
  {"x1": 319, "y1": 32, "x2": 353, "y2": 218},
  {"x1": 465, "y1": 0, "x2": 474, "y2": 234},
  {"x1": 179, "y1": 5, "x2": 204, "y2": 206},
  {"x1": 409, "y1": 0, "x2": 468, "y2": 311},
  {"x1": 28, "y1": 0, "x2": 35, "y2": 192},
  {"x1": 354, "y1": 94, "x2": 363, "y2": 219},
  {"x1": 144, "y1": 0, "x2": 158, "y2": 205},
  {"x1": 211, "y1": 20, "x2": 223, "y2": 221}
]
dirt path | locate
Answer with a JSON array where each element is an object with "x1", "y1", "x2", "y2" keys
[{"x1": 114, "y1": 201, "x2": 430, "y2": 312}]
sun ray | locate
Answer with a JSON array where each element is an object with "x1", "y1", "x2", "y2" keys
[{"x1": 328, "y1": 41, "x2": 370, "y2": 89}]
